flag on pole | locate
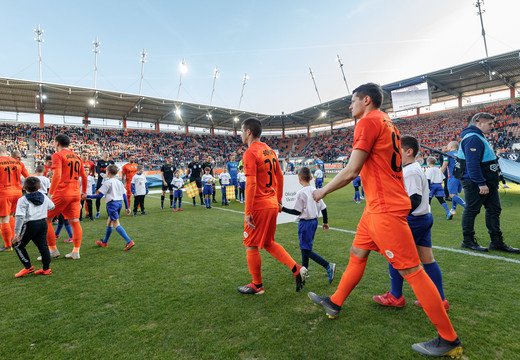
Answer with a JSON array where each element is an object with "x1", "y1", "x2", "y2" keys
[
  {"x1": 226, "y1": 185, "x2": 236, "y2": 200},
  {"x1": 185, "y1": 181, "x2": 199, "y2": 198}
]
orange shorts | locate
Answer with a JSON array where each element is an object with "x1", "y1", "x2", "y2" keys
[
  {"x1": 353, "y1": 209, "x2": 420, "y2": 270},
  {"x1": 0, "y1": 192, "x2": 21, "y2": 217},
  {"x1": 48, "y1": 195, "x2": 81, "y2": 220},
  {"x1": 243, "y1": 208, "x2": 278, "y2": 249}
]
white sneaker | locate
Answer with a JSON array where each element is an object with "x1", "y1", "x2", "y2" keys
[
  {"x1": 37, "y1": 249, "x2": 60, "y2": 261},
  {"x1": 450, "y1": 209, "x2": 456, "y2": 215},
  {"x1": 65, "y1": 251, "x2": 80, "y2": 260}
]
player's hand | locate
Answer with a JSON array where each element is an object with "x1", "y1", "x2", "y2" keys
[
  {"x1": 313, "y1": 188, "x2": 326, "y2": 202},
  {"x1": 245, "y1": 215, "x2": 255, "y2": 230},
  {"x1": 163, "y1": 181, "x2": 167, "y2": 186},
  {"x1": 323, "y1": 224, "x2": 329, "y2": 232},
  {"x1": 479, "y1": 185, "x2": 489, "y2": 195},
  {"x1": 125, "y1": 209, "x2": 131, "y2": 216},
  {"x1": 81, "y1": 193, "x2": 87, "y2": 200},
  {"x1": 12, "y1": 234, "x2": 20, "y2": 244},
  {"x1": 278, "y1": 203, "x2": 283, "y2": 213}
]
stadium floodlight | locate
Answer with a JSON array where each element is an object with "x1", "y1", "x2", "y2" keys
[
  {"x1": 475, "y1": 0, "x2": 489, "y2": 58},
  {"x1": 92, "y1": 37, "x2": 101, "y2": 89},
  {"x1": 336, "y1": 54, "x2": 350, "y2": 95},
  {"x1": 177, "y1": 59, "x2": 188, "y2": 100},
  {"x1": 174, "y1": 108, "x2": 181, "y2": 117},
  {"x1": 321, "y1": 111, "x2": 327, "y2": 118},
  {"x1": 238, "y1": 73, "x2": 249, "y2": 109},
  {"x1": 309, "y1": 67, "x2": 322, "y2": 103},
  {"x1": 234, "y1": 117, "x2": 239, "y2": 122},
  {"x1": 210, "y1": 67, "x2": 219, "y2": 106},
  {"x1": 139, "y1": 49, "x2": 148, "y2": 96},
  {"x1": 33, "y1": 24, "x2": 44, "y2": 83},
  {"x1": 89, "y1": 99, "x2": 95, "y2": 105}
]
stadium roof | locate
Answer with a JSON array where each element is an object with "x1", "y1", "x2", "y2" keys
[{"x1": 1, "y1": 49, "x2": 519, "y2": 131}]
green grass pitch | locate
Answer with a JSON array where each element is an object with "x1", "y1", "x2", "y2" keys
[{"x1": 1, "y1": 176, "x2": 519, "y2": 359}]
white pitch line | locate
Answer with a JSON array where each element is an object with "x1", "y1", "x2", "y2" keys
[{"x1": 148, "y1": 194, "x2": 520, "y2": 264}]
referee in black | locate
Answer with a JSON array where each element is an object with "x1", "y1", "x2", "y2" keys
[
  {"x1": 95, "y1": 152, "x2": 114, "y2": 218},
  {"x1": 160, "y1": 156, "x2": 176, "y2": 209},
  {"x1": 187, "y1": 155, "x2": 204, "y2": 206}
]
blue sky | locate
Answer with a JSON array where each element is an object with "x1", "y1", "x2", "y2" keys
[{"x1": 1, "y1": 0, "x2": 519, "y2": 115}]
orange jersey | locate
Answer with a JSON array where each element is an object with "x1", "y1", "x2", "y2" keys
[
  {"x1": 0, "y1": 156, "x2": 24, "y2": 194},
  {"x1": 43, "y1": 164, "x2": 52, "y2": 176},
  {"x1": 353, "y1": 109, "x2": 410, "y2": 213},
  {"x1": 122, "y1": 163, "x2": 138, "y2": 184},
  {"x1": 49, "y1": 149, "x2": 87, "y2": 197},
  {"x1": 83, "y1": 160, "x2": 95, "y2": 177},
  {"x1": 243, "y1": 141, "x2": 283, "y2": 215}
]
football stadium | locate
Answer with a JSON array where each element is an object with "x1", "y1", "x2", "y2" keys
[{"x1": 1, "y1": 1, "x2": 520, "y2": 359}]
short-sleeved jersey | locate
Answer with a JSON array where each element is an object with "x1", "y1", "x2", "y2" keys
[
  {"x1": 227, "y1": 161, "x2": 239, "y2": 179},
  {"x1": 51, "y1": 149, "x2": 85, "y2": 197},
  {"x1": 201, "y1": 174, "x2": 214, "y2": 186},
  {"x1": 96, "y1": 159, "x2": 114, "y2": 175},
  {"x1": 83, "y1": 160, "x2": 95, "y2": 177},
  {"x1": 294, "y1": 185, "x2": 326, "y2": 220},
  {"x1": 98, "y1": 177, "x2": 125, "y2": 203},
  {"x1": 425, "y1": 167, "x2": 445, "y2": 184},
  {"x1": 36, "y1": 175, "x2": 51, "y2": 195},
  {"x1": 219, "y1": 172, "x2": 231, "y2": 185},
  {"x1": 171, "y1": 177, "x2": 184, "y2": 189},
  {"x1": 0, "y1": 156, "x2": 24, "y2": 195},
  {"x1": 238, "y1": 172, "x2": 246, "y2": 183},
  {"x1": 122, "y1": 163, "x2": 138, "y2": 184},
  {"x1": 285, "y1": 162, "x2": 295, "y2": 174},
  {"x1": 443, "y1": 151, "x2": 457, "y2": 178},
  {"x1": 315, "y1": 159, "x2": 324, "y2": 171},
  {"x1": 353, "y1": 109, "x2": 410, "y2": 214},
  {"x1": 188, "y1": 162, "x2": 203, "y2": 178},
  {"x1": 403, "y1": 161, "x2": 430, "y2": 216},
  {"x1": 243, "y1": 141, "x2": 283, "y2": 214},
  {"x1": 43, "y1": 164, "x2": 52, "y2": 176},
  {"x1": 202, "y1": 162, "x2": 214, "y2": 175},
  {"x1": 161, "y1": 163, "x2": 176, "y2": 183},
  {"x1": 131, "y1": 173, "x2": 148, "y2": 196}
]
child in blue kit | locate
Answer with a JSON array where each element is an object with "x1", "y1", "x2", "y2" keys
[
  {"x1": 87, "y1": 164, "x2": 135, "y2": 250},
  {"x1": 281, "y1": 167, "x2": 335, "y2": 283},
  {"x1": 201, "y1": 167, "x2": 214, "y2": 209},
  {"x1": 171, "y1": 170, "x2": 184, "y2": 212}
]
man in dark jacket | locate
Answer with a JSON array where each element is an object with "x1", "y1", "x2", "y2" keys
[{"x1": 457, "y1": 112, "x2": 519, "y2": 253}]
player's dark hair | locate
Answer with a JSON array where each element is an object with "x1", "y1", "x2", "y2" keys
[
  {"x1": 204, "y1": 167, "x2": 211, "y2": 173},
  {"x1": 107, "y1": 164, "x2": 119, "y2": 175},
  {"x1": 238, "y1": 166, "x2": 243, "y2": 170},
  {"x1": 242, "y1": 118, "x2": 262, "y2": 138},
  {"x1": 45, "y1": 155, "x2": 52, "y2": 161},
  {"x1": 55, "y1": 133, "x2": 70, "y2": 147},
  {"x1": 35, "y1": 164, "x2": 45, "y2": 173},
  {"x1": 401, "y1": 135, "x2": 419, "y2": 157},
  {"x1": 352, "y1": 83, "x2": 383, "y2": 108},
  {"x1": 24, "y1": 176, "x2": 40, "y2": 193},
  {"x1": 298, "y1": 167, "x2": 312, "y2": 182}
]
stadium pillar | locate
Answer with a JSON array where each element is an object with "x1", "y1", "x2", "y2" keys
[
  {"x1": 307, "y1": 127, "x2": 310, "y2": 138},
  {"x1": 234, "y1": 129, "x2": 237, "y2": 137},
  {"x1": 511, "y1": 87, "x2": 516, "y2": 99},
  {"x1": 156, "y1": 122, "x2": 160, "y2": 133},
  {"x1": 282, "y1": 128, "x2": 285, "y2": 140},
  {"x1": 123, "y1": 118, "x2": 127, "y2": 129},
  {"x1": 39, "y1": 112, "x2": 44, "y2": 128},
  {"x1": 211, "y1": 127, "x2": 214, "y2": 135},
  {"x1": 416, "y1": 108, "x2": 420, "y2": 116},
  {"x1": 185, "y1": 125, "x2": 189, "y2": 135},
  {"x1": 458, "y1": 96, "x2": 463, "y2": 109},
  {"x1": 330, "y1": 123, "x2": 333, "y2": 132}
]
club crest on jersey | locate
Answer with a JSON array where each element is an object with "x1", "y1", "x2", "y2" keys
[
  {"x1": 243, "y1": 231, "x2": 249, "y2": 239},
  {"x1": 385, "y1": 250, "x2": 394, "y2": 259}
]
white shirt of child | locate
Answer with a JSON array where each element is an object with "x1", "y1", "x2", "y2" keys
[
  {"x1": 201, "y1": 174, "x2": 214, "y2": 186},
  {"x1": 98, "y1": 177, "x2": 125, "y2": 203},
  {"x1": 403, "y1": 162, "x2": 431, "y2": 216},
  {"x1": 132, "y1": 173, "x2": 148, "y2": 196},
  {"x1": 425, "y1": 167, "x2": 445, "y2": 184},
  {"x1": 36, "y1": 175, "x2": 51, "y2": 195},
  {"x1": 15, "y1": 194, "x2": 55, "y2": 222},
  {"x1": 293, "y1": 186, "x2": 326, "y2": 220},
  {"x1": 171, "y1": 177, "x2": 184, "y2": 190},
  {"x1": 219, "y1": 172, "x2": 231, "y2": 185},
  {"x1": 315, "y1": 169, "x2": 323, "y2": 179},
  {"x1": 87, "y1": 175, "x2": 95, "y2": 196},
  {"x1": 238, "y1": 172, "x2": 246, "y2": 183}
]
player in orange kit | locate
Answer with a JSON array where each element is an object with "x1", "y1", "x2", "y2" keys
[
  {"x1": 122, "y1": 155, "x2": 138, "y2": 210},
  {"x1": 45, "y1": 134, "x2": 88, "y2": 260},
  {"x1": 308, "y1": 83, "x2": 462, "y2": 358},
  {"x1": 237, "y1": 118, "x2": 307, "y2": 295},
  {"x1": 0, "y1": 146, "x2": 29, "y2": 252}
]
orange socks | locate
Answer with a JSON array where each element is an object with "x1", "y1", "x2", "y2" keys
[
  {"x1": 330, "y1": 253, "x2": 368, "y2": 306},
  {"x1": 1, "y1": 223, "x2": 12, "y2": 248},
  {"x1": 9, "y1": 216, "x2": 15, "y2": 236},
  {"x1": 70, "y1": 221, "x2": 82, "y2": 252},
  {"x1": 404, "y1": 268, "x2": 458, "y2": 341},
  {"x1": 246, "y1": 248, "x2": 262, "y2": 285},
  {"x1": 46, "y1": 220, "x2": 57, "y2": 251},
  {"x1": 264, "y1": 242, "x2": 297, "y2": 270}
]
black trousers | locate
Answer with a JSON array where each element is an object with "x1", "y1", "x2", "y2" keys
[
  {"x1": 80, "y1": 199, "x2": 93, "y2": 220},
  {"x1": 134, "y1": 195, "x2": 145, "y2": 213},
  {"x1": 14, "y1": 219, "x2": 51, "y2": 270},
  {"x1": 461, "y1": 180, "x2": 502, "y2": 241}
]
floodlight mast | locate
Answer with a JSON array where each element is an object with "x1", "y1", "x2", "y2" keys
[
  {"x1": 34, "y1": 24, "x2": 44, "y2": 83},
  {"x1": 210, "y1": 66, "x2": 219, "y2": 106},
  {"x1": 336, "y1": 54, "x2": 350, "y2": 95},
  {"x1": 177, "y1": 58, "x2": 187, "y2": 100},
  {"x1": 92, "y1": 37, "x2": 101, "y2": 89},
  {"x1": 475, "y1": 0, "x2": 489, "y2": 58},
  {"x1": 238, "y1": 73, "x2": 249, "y2": 109},
  {"x1": 139, "y1": 49, "x2": 148, "y2": 95},
  {"x1": 309, "y1": 67, "x2": 322, "y2": 103}
]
